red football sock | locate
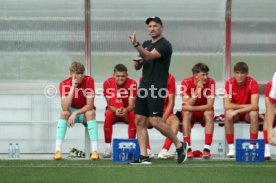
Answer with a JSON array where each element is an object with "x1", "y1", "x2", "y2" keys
[
  {"x1": 162, "y1": 138, "x2": 173, "y2": 150},
  {"x1": 184, "y1": 136, "x2": 191, "y2": 146},
  {"x1": 250, "y1": 133, "x2": 258, "y2": 140},
  {"x1": 147, "y1": 141, "x2": 151, "y2": 149},
  {"x1": 226, "y1": 134, "x2": 234, "y2": 144},
  {"x1": 264, "y1": 130, "x2": 268, "y2": 144},
  {"x1": 127, "y1": 111, "x2": 136, "y2": 139},
  {"x1": 104, "y1": 111, "x2": 115, "y2": 143},
  {"x1": 205, "y1": 133, "x2": 213, "y2": 145}
]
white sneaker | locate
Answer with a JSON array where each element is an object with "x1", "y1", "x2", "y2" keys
[
  {"x1": 103, "y1": 147, "x2": 112, "y2": 158},
  {"x1": 158, "y1": 149, "x2": 175, "y2": 159},
  {"x1": 226, "y1": 149, "x2": 235, "y2": 158},
  {"x1": 265, "y1": 151, "x2": 271, "y2": 160},
  {"x1": 147, "y1": 149, "x2": 155, "y2": 159}
]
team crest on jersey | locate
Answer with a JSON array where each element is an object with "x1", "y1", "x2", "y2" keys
[{"x1": 116, "y1": 98, "x2": 123, "y2": 103}]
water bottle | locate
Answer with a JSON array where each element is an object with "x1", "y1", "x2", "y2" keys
[
  {"x1": 243, "y1": 145, "x2": 250, "y2": 161},
  {"x1": 124, "y1": 145, "x2": 128, "y2": 160},
  {"x1": 14, "y1": 143, "x2": 20, "y2": 158},
  {"x1": 251, "y1": 145, "x2": 258, "y2": 161},
  {"x1": 217, "y1": 142, "x2": 224, "y2": 158},
  {"x1": 8, "y1": 143, "x2": 14, "y2": 158},
  {"x1": 128, "y1": 143, "x2": 135, "y2": 161},
  {"x1": 119, "y1": 145, "x2": 127, "y2": 161}
]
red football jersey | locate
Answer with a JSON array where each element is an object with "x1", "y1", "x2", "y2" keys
[
  {"x1": 181, "y1": 77, "x2": 216, "y2": 106},
  {"x1": 103, "y1": 77, "x2": 137, "y2": 107},
  {"x1": 59, "y1": 75, "x2": 95, "y2": 108},
  {"x1": 266, "y1": 81, "x2": 276, "y2": 103},
  {"x1": 225, "y1": 76, "x2": 258, "y2": 104}
]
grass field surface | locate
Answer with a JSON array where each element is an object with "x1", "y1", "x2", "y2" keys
[{"x1": 0, "y1": 159, "x2": 275, "y2": 183}]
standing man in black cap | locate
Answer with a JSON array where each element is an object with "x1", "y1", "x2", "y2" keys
[{"x1": 129, "y1": 16, "x2": 188, "y2": 164}]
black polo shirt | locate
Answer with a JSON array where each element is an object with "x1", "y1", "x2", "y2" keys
[{"x1": 140, "y1": 37, "x2": 172, "y2": 88}]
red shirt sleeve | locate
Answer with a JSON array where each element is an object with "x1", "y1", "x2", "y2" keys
[
  {"x1": 265, "y1": 82, "x2": 272, "y2": 98},
  {"x1": 103, "y1": 80, "x2": 108, "y2": 97},
  {"x1": 225, "y1": 80, "x2": 230, "y2": 95},
  {"x1": 167, "y1": 75, "x2": 176, "y2": 94},
  {"x1": 59, "y1": 81, "x2": 71, "y2": 97},
  {"x1": 129, "y1": 80, "x2": 138, "y2": 97},
  {"x1": 103, "y1": 79, "x2": 116, "y2": 98},
  {"x1": 206, "y1": 79, "x2": 216, "y2": 97},
  {"x1": 181, "y1": 80, "x2": 190, "y2": 97},
  {"x1": 85, "y1": 77, "x2": 95, "y2": 97},
  {"x1": 250, "y1": 79, "x2": 259, "y2": 95}
]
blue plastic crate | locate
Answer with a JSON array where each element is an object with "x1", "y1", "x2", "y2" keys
[
  {"x1": 236, "y1": 139, "x2": 265, "y2": 162},
  {"x1": 113, "y1": 138, "x2": 140, "y2": 162}
]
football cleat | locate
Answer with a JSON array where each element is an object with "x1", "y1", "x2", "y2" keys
[
  {"x1": 187, "y1": 148, "x2": 194, "y2": 158},
  {"x1": 129, "y1": 155, "x2": 152, "y2": 165},
  {"x1": 147, "y1": 149, "x2": 155, "y2": 159},
  {"x1": 53, "y1": 151, "x2": 62, "y2": 160},
  {"x1": 176, "y1": 141, "x2": 188, "y2": 163},
  {"x1": 91, "y1": 151, "x2": 100, "y2": 160},
  {"x1": 158, "y1": 149, "x2": 174, "y2": 159},
  {"x1": 103, "y1": 148, "x2": 112, "y2": 158},
  {"x1": 202, "y1": 148, "x2": 211, "y2": 159},
  {"x1": 226, "y1": 149, "x2": 235, "y2": 158},
  {"x1": 265, "y1": 151, "x2": 271, "y2": 160}
]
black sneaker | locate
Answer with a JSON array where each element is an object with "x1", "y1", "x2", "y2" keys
[
  {"x1": 176, "y1": 141, "x2": 188, "y2": 164},
  {"x1": 129, "y1": 155, "x2": 152, "y2": 165}
]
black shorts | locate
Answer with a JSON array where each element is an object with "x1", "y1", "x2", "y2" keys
[{"x1": 134, "y1": 84, "x2": 166, "y2": 117}]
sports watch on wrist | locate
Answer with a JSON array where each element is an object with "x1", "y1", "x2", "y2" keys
[{"x1": 133, "y1": 42, "x2": 140, "y2": 48}]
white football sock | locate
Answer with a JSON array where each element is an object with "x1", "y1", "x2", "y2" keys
[
  {"x1": 229, "y1": 144, "x2": 235, "y2": 151},
  {"x1": 265, "y1": 144, "x2": 270, "y2": 152},
  {"x1": 106, "y1": 143, "x2": 111, "y2": 149},
  {"x1": 91, "y1": 141, "x2": 98, "y2": 152},
  {"x1": 55, "y1": 139, "x2": 63, "y2": 152}
]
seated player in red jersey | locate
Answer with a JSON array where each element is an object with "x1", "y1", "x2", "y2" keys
[
  {"x1": 224, "y1": 62, "x2": 259, "y2": 158},
  {"x1": 180, "y1": 63, "x2": 216, "y2": 159},
  {"x1": 54, "y1": 61, "x2": 99, "y2": 160},
  {"x1": 102, "y1": 64, "x2": 137, "y2": 158}
]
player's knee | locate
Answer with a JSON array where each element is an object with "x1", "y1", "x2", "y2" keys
[
  {"x1": 249, "y1": 110, "x2": 258, "y2": 119},
  {"x1": 204, "y1": 110, "x2": 214, "y2": 117},
  {"x1": 60, "y1": 110, "x2": 71, "y2": 119},
  {"x1": 105, "y1": 111, "x2": 115, "y2": 118},
  {"x1": 135, "y1": 116, "x2": 146, "y2": 127},
  {"x1": 85, "y1": 110, "x2": 95, "y2": 119},
  {"x1": 225, "y1": 110, "x2": 233, "y2": 120},
  {"x1": 149, "y1": 118, "x2": 159, "y2": 128},
  {"x1": 170, "y1": 118, "x2": 180, "y2": 127},
  {"x1": 183, "y1": 111, "x2": 192, "y2": 119},
  {"x1": 150, "y1": 117, "x2": 167, "y2": 130}
]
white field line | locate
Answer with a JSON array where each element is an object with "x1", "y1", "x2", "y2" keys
[{"x1": 1, "y1": 163, "x2": 276, "y2": 168}]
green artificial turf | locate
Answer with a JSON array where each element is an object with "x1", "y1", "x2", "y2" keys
[{"x1": 0, "y1": 159, "x2": 275, "y2": 183}]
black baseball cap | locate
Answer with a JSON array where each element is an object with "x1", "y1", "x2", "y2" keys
[{"x1": 145, "y1": 16, "x2": 163, "y2": 26}]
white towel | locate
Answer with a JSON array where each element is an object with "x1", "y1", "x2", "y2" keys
[{"x1": 269, "y1": 72, "x2": 276, "y2": 99}]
